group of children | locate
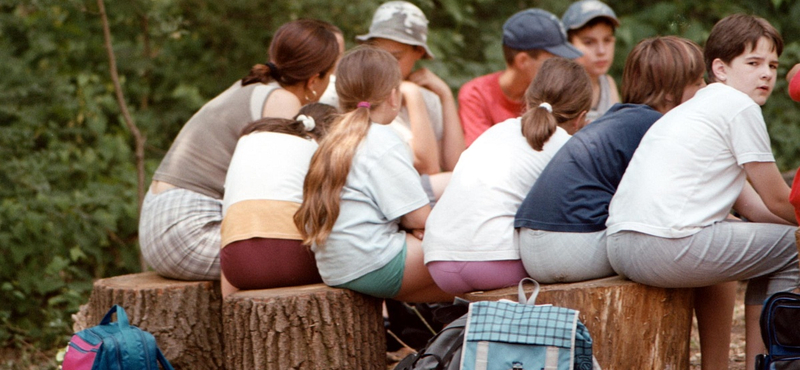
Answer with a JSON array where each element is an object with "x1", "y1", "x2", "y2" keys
[{"x1": 138, "y1": 2, "x2": 800, "y2": 369}]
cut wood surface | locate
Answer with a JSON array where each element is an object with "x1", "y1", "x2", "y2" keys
[
  {"x1": 223, "y1": 283, "x2": 385, "y2": 370},
  {"x1": 464, "y1": 276, "x2": 694, "y2": 370},
  {"x1": 72, "y1": 271, "x2": 223, "y2": 370}
]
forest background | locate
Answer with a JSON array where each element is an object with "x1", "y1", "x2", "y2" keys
[{"x1": 3, "y1": 0, "x2": 800, "y2": 367}]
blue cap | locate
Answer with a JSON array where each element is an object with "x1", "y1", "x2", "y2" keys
[
  {"x1": 502, "y1": 9, "x2": 582, "y2": 59},
  {"x1": 562, "y1": 0, "x2": 619, "y2": 31}
]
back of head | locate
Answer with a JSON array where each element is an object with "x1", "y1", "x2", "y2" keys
[
  {"x1": 295, "y1": 46, "x2": 402, "y2": 246},
  {"x1": 521, "y1": 57, "x2": 592, "y2": 151},
  {"x1": 623, "y1": 36, "x2": 704, "y2": 110},
  {"x1": 355, "y1": 1, "x2": 434, "y2": 59},
  {"x1": 242, "y1": 19, "x2": 340, "y2": 87},
  {"x1": 502, "y1": 8, "x2": 582, "y2": 65},
  {"x1": 704, "y1": 14, "x2": 783, "y2": 83}
]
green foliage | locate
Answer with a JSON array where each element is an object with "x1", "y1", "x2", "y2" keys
[{"x1": 4, "y1": 0, "x2": 800, "y2": 358}]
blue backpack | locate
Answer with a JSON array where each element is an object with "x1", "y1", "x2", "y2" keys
[
  {"x1": 62, "y1": 305, "x2": 174, "y2": 370},
  {"x1": 755, "y1": 292, "x2": 800, "y2": 369}
]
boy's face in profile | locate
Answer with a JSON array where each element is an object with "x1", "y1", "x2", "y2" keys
[{"x1": 714, "y1": 36, "x2": 779, "y2": 106}]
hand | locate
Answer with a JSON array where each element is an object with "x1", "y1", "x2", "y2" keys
[
  {"x1": 410, "y1": 228, "x2": 425, "y2": 240},
  {"x1": 407, "y1": 68, "x2": 450, "y2": 96}
]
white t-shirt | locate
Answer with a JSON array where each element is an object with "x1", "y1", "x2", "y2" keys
[
  {"x1": 220, "y1": 132, "x2": 318, "y2": 246},
  {"x1": 313, "y1": 123, "x2": 429, "y2": 286},
  {"x1": 606, "y1": 83, "x2": 775, "y2": 238},
  {"x1": 422, "y1": 118, "x2": 571, "y2": 263}
]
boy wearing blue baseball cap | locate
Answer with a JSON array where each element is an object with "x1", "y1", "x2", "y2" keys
[{"x1": 458, "y1": 8, "x2": 582, "y2": 146}]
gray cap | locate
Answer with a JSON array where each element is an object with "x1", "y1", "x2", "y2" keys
[
  {"x1": 356, "y1": 1, "x2": 434, "y2": 59},
  {"x1": 502, "y1": 9, "x2": 582, "y2": 59},
  {"x1": 562, "y1": 0, "x2": 619, "y2": 31}
]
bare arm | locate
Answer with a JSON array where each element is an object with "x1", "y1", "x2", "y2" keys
[
  {"x1": 262, "y1": 88, "x2": 302, "y2": 119},
  {"x1": 742, "y1": 161, "x2": 797, "y2": 225},
  {"x1": 400, "y1": 203, "x2": 431, "y2": 231},
  {"x1": 733, "y1": 181, "x2": 793, "y2": 225},
  {"x1": 400, "y1": 81, "x2": 440, "y2": 175},
  {"x1": 408, "y1": 68, "x2": 465, "y2": 171}
]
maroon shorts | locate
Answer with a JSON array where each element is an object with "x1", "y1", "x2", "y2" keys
[{"x1": 220, "y1": 238, "x2": 322, "y2": 290}]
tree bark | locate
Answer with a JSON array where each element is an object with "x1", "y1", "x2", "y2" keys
[
  {"x1": 72, "y1": 272, "x2": 223, "y2": 370},
  {"x1": 223, "y1": 284, "x2": 386, "y2": 370},
  {"x1": 464, "y1": 276, "x2": 694, "y2": 370}
]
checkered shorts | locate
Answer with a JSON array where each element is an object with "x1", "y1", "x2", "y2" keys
[{"x1": 139, "y1": 188, "x2": 222, "y2": 280}]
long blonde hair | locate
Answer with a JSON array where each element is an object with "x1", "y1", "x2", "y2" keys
[
  {"x1": 521, "y1": 57, "x2": 592, "y2": 151},
  {"x1": 294, "y1": 46, "x2": 402, "y2": 246}
]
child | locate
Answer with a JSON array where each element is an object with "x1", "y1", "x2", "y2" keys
[
  {"x1": 606, "y1": 14, "x2": 798, "y2": 370},
  {"x1": 220, "y1": 103, "x2": 338, "y2": 297},
  {"x1": 423, "y1": 57, "x2": 592, "y2": 295},
  {"x1": 294, "y1": 46, "x2": 452, "y2": 303},
  {"x1": 562, "y1": 0, "x2": 620, "y2": 121},
  {"x1": 515, "y1": 36, "x2": 736, "y2": 369}
]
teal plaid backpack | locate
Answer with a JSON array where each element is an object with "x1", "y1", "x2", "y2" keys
[{"x1": 395, "y1": 278, "x2": 597, "y2": 370}]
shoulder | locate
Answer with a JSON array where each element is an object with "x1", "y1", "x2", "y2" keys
[
  {"x1": 460, "y1": 72, "x2": 501, "y2": 95},
  {"x1": 263, "y1": 88, "x2": 301, "y2": 119}
]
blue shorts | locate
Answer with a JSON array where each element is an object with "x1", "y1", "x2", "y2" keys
[{"x1": 335, "y1": 243, "x2": 406, "y2": 299}]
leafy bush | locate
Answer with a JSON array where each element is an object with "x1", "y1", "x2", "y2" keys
[{"x1": 4, "y1": 0, "x2": 800, "y2": 356}]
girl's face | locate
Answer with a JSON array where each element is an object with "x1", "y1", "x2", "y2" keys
[
  {"x1": 571, "y1": 23, "x2": 616, "y2": 78},
  {"x1": 714, "y1": 37, "x2": 778, "y2": 106}
]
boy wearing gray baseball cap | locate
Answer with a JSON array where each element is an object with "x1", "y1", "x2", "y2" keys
[
  {"x1": 357, "y1": 1, "x2": 465, "y2": 175},
  {"x1": 458, "y1": 8, "x2": 582, "y2": 147}
]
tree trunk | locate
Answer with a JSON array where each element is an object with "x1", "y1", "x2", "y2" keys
[
  {"x1": 72, "y1": 272, "x2": 223, "y2": 370},
  {"x1": 464, "y1": 276, "x2": 694, "y2": 370},
  {"x1": 223, "y1": 284, "x2": 386, "y2": 370}
]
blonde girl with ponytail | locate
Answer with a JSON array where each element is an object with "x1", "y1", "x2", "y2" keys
[
  {"x1": 295, "y1": 46, "x2": 453, "y2": 303},
  {"x1": 422, "y1": 57, "x2": 592, "y2": 295}
]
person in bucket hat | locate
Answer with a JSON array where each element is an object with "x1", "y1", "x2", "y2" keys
[
  {"x1": 562, "y1": 0, "x2": 621, "y2": 122},
  {"x1": 458, "y1": 8, "x2": 583, "y2": 147},
  {"x1": 357, "y1": 1, "x2": 465, "y2": 176}
]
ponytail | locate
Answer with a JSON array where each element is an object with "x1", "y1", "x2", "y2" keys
[
  {"x1": 294, "y1": 46, "x2": 401, "y2": 246},
  {"x1": 520, "y1": 58, "x2": 592, "y2": 151}
]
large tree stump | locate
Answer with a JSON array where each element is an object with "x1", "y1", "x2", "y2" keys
[
  {"x1": 72, "y1": 272, "x2": 223, "y2": 370},
  {"x1": 223, "y1": 284, "x2": 385, "y2": 370},
  {"x1": 464, "y1": 276, "x2": 694, "y2": 370}
]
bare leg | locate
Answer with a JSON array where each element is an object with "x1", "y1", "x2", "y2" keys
[
  {"x1": 745, "y1": 304, "x2": 767, "y2": 370},
  {"x1": 695, "y1": 282, "x2": 736, "y2": 370},
  {"x1": 393, "y1": 234, "x2": 455, "y2": 303},
  {"x1": 221, "y1": 270, "x2": 238, "y2": 298}
]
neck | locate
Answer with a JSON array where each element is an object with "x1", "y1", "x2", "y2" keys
[{"x1": 499, "y1": 69, "x2": 531, "y2": 102}]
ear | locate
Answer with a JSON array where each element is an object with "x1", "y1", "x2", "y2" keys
[
  {"x1": 573, "y1": 110, "x2": 589, "y2": 132},
  {"x1": 711, "y1": 58, "x2": 727, "y2": 82},
  {"x1": 512, "y1": 52, "x2": 531, "y2": 69},
  {"x1": 305, "y1": 75, "x2": 320, "y2": 91}
]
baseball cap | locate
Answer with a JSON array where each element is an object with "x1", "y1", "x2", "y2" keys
[
  {"x1": 562, "y1": 0, "x2": 620, "y2": 31},
  {"x1": 356, "y1": 1, "x2": 435, "y2": 59},
  {"x1": 502, "y1": 9, "x2": 582, "y2": 59}
]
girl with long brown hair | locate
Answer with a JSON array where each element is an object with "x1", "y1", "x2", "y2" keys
[
  {"x1": 294, "y1": 46, "x2": 451, "y2": 302},
  {"x1": 140, "y1": 19, "x2": 340, "y2": 281},
  {"x1": 422, "y1": 57, "x2": 592, "y2": 295}
]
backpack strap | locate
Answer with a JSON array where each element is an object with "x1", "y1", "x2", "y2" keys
[
  {"x1": 517, "y1": 278, "x2": 540, "y2": 305},
  {"x1": 99, "y1": 304, "x2": 131, "y2": 328},
  {"x1": 157, "y1": 347, "x2": 176, "y2": 370}
]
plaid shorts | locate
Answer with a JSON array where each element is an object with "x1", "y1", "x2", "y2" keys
[{"x1": 139, "y1": 188, "x2": 222, "y2": 280}]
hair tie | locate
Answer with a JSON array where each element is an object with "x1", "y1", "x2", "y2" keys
[
  {"x1": 297, "y1": 115, "x2": 316, "y2": 131},
  {"x1": 265, "y1": 61, "x2": 281, "y2": 81},
  {"x1": 357, "y1": 101, "x2": 371, "y2": 109},
  {"x1": 538, "y1": 102, "x2": 553, "y2": 113}
]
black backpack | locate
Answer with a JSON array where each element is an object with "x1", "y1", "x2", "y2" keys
[
  {"x1": 755, "y1": 291, "x2": 800, "y2": 369},
  {"x1": 393, "y1": 304, "x2": 468, "y2": 370}
]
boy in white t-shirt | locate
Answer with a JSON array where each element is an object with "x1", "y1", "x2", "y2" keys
[{"x1": 606, "y1": 14, "x2": 798, "y2": 370}]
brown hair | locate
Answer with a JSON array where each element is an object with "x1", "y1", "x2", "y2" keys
[
  {"x1": 622, "y1": 36, "x2": 704, "y2": 110},
  {"x1": 239, "y1": 102, "x2": 338, "y2": 140},
  {"x1": 294, "y1": 46, "x2": 402, "y2": 246},
  {"x1": 502, "y1": 45, "x2": 544, "y2": 66},
  {"x1": 521, "y1": 57, "x2": 592, "y2": 151},
  {"x1": 241, "y1": 19, "x2": 340, "y2": 87},
  {"x1": 704, "y1": 14, "x2": 783, "y2": 83},
  {"x1": 566, "y1": 17, "x2": 617, "y2": 42}
]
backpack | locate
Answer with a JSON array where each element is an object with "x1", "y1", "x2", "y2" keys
[
  {"x1": 755, "y1": 291, "x2": 800, "y2": 370},
  {"x1": 394, "y1": 278, "x2": 598, "y2": 370},
  {"x1": 62, "y1": 305, "x2": 175, "y2": 370}
]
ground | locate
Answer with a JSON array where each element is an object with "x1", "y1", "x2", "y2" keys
[{"x1": 387, "y1": 281, "x2": 750, "y2": 370}]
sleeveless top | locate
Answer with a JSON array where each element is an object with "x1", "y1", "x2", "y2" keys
[
  {"x1": 153, "y1": 81, "x2": 280, "y2": 199},
  {"x1": 586, "y1": 75, "x2": 614, "y2": 122}
]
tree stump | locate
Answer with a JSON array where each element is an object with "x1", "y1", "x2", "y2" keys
[
  {"x1": 464, "y1": 276, "x2": 694, "y2": 370},
  {"x1": 72, "y1": 272, "x2": 223, "y2": 370},
  {"x1": 223, "y1": 284, "x2": 385, "y2": 370}
]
